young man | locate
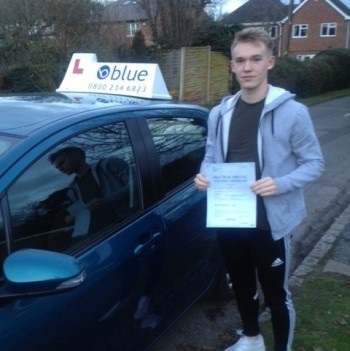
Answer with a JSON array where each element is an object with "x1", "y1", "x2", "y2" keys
[{"x1": 194, "y1": 28, "x2": 324, "y2": 351}]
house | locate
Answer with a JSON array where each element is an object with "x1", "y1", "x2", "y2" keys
[
  {"x1": 102, "y1": 0, "x2": 154, "y2": 52},
  {"x1": 222, "y1": 0, "x2": 350, "y2": 59},
  {"x1": 285, "y1": 0, "x2": 350, "y2": 60}
]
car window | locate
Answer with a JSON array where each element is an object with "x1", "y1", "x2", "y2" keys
[
  {"x1": 146, "y1": 117, "x2": 207, "y2": 193},
  {"x1": 6, "y1": 121, "x2": 141, "y2": 255}
]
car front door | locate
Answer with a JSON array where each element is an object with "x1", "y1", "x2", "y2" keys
[{"x1": 0, "y1": 117, "x2": 167, "y2": 351}]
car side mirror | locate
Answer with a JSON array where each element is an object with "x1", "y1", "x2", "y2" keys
[{"x1": 1, "y1": 249, "x2": 85, "y2": 298}]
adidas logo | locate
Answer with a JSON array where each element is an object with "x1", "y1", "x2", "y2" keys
[{"x1": 271, "y1": 257, "x2": 284, "y2": 267}]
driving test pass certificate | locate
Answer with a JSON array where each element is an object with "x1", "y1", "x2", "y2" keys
[{"x1": 205, "y1": 162, "x2": 256, "y2": 228}]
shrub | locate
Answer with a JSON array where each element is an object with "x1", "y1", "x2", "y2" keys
[
  {"x1": 4, "y1": 65, "x2": 56, "y2": 93},
  {"x1": 302, "y1": 58, "x2": 334, "y2": 97},
  {"x1": 269, "y1": 57, "x2": 306, "y2": 96},
  {"x1": 315, "y1": 49, "x2": 350, "y2": 91}
]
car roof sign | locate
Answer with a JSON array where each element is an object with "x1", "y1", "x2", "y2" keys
[{"x1": 57, "y1": 53, "x2": 172, "y2": 100}]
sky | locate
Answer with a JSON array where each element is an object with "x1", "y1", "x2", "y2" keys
[
  {"x1": 220, "y1": 0, "x2": 296, "y2": 13},
  {"x1": 220, "y1": 0, "x2": 247, "y2": 13}
]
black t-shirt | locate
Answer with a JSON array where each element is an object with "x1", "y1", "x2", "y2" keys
[
  {"x1": 226, "y1": 98, "x2": 262, "y2": 163},
  {"x1": 76, "y1": 168, "x2": 114, "y2": 234},
  {"x1": 76, "y1": 168, "x2": 103, "y2": 204},
  {"x1": 226, "y1": 97, "x2": 270, "y2": 230}
]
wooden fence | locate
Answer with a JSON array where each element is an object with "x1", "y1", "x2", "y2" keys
[{"x1": 159, "y1": 46, "x2": 231, "y2": 105}]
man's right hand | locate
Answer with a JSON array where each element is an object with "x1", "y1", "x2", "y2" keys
[{"x1": 194, "y1": 173, "x2": 210, "y2": 191}]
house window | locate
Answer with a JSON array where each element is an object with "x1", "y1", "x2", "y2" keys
[
  {"x1": 270, "y1": 26, "x2": 278, "y2": 38},
  {"x1": 321, "y1": 23, "x2": 336, "y2": 37},
  {"x1": 296, "y1": 54, "x2": 315, "y2": 61},
  {"x1": 127, "y1": 22, "x2": 141, "y2": 37},
  {"x1": 293, "y1": 24, "x2": 308, "y2": 38}
]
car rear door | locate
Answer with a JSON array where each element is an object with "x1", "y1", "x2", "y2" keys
[{"x1": 133, "y1": 108, "x2": 222, "y2": 325}]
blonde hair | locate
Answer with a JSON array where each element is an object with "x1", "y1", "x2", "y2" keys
[{"x1": 231, "y1": 27, "x2": 274, "y2": 54}]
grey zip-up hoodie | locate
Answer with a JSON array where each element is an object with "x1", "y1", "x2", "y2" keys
[{"x1": 201, "y1": 85, "x2": 324, "y2": 240}]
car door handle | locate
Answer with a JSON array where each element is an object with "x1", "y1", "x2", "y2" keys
[{"x1": 134, "y1": 232, "x2": 161, "y2": 256}]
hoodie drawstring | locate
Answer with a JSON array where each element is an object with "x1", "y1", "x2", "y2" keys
[{"x1": 271, "y1": 109, "x2": 275, "y2": 136}]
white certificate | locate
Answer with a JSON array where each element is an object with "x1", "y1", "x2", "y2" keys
[{"x1": 205, "y1": 162, "x2": 256, "y2": 228}]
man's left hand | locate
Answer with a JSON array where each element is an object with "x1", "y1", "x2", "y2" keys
[{"x1": 251, "y1": 177, "x2": 278, "y2": 196}]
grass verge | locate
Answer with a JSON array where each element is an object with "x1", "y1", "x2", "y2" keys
[
  {"x1": 206, "y1": 88, "x2": 350, "y2": 109},
  {"x1": 298, "y1": 88, "x2": 350, "y2": 106},
  {"x1": 260, "y1": 270, "x2": 350, "y2": 351}
]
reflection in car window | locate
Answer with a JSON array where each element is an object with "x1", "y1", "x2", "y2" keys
[
  {"x1": 0, "y1": 207, "x2": 6, "y2": 271},
  {"x1": 7, "y1": 122, "x2": 140, "y2": 254},
  {"x1": 147, "y1": 117, "x2": 207, "y2": 193}
]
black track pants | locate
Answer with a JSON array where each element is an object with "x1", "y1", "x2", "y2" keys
[{"x1": 217, "y1": 228, "x2": 295, "y2": 351}]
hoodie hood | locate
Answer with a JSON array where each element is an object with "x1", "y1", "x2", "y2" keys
[
  {"x1": 219, "y1": 85, "x2": 295, "y2": 116},
  {"x1": 216, "y1": 85, "x2": 296, "y2": 159},
  {"x1": 265, "y1": 86, "x2": 295, "y2": 111}
]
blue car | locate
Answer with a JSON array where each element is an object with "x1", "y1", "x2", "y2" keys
[{"x1": 0, "y1": 55, "x2": 225, "y2": 351}]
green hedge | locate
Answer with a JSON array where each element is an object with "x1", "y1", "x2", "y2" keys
[{"x1": 269, "y1": 48, "x2": 350, "y2": 98}]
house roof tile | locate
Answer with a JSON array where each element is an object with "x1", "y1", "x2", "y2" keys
[
  {"x1": 221, "y1": 0, "x2": 350, "y2": 25},
  {"x1": 325, "y1": 0, "x2": 350, "y2": 16},
  {"x1": 221, "y1": 0, "x2": 289, "y2": 24},
  {"x1": 103, "y1": 1, "x2": 147, "y2": 22}
]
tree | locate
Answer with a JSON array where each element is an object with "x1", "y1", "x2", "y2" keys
[
  {"x1": 131, "y1": 30, "x2": 148, "y2": 60},
  {"x1": 0, "y1": 0, "x2": 104, "y2": 91},
  {"x1": 192, "y1": 22, "x2": 242, "y2": 56},
  {"x1": 135, "y1": 0, "x2": 223, "y2": 49},
  {"x1": 47, "y1": 0, "x2": 104, "y2": 56}
]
